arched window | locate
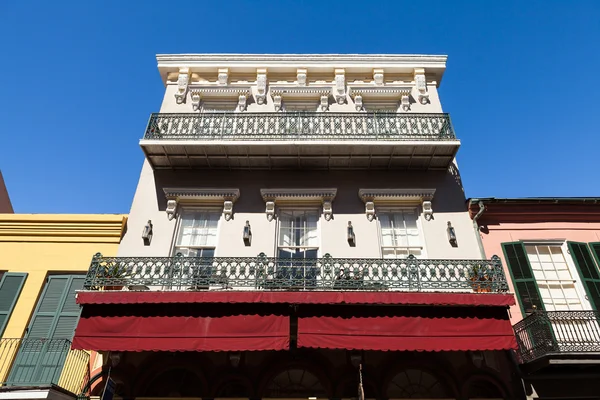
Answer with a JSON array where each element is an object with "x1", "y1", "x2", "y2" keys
[
  {"x1": 387, "y1": 368, "x2": 450, "y2": 399},
  {"x1": 264, "y1": 368, "x2": 326, "y2": 398}
]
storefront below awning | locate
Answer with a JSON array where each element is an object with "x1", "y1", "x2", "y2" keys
[
  {"x1": 72, "y1": 303, "x2": 290, "y2": 352},
  {"x1": 297, "y1": 305, "x2": 517, "y2": 352}
]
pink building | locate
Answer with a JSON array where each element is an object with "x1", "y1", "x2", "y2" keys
[{"x1": 469, "y1": 197, "x2": 600, "y2": 400}]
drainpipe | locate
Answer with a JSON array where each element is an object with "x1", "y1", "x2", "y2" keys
[{"x1": 472, "y1": 200, "x2": 487, "y2": 259}]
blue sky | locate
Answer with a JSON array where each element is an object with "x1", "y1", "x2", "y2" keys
[{"x1": 1, "y1": 1, "x2": 599, "y2": 213}]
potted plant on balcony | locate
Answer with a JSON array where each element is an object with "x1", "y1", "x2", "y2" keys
[
  {"x1": 103, "y1": 262, "x2": 126, "y2": 291},
  {"x1": 469, "y1": 263, "x2": 492, "y2": 293}
]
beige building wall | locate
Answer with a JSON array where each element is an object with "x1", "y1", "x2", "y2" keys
[{"x1": 118, "y1": 160, "x2": 480, "y2": 260}]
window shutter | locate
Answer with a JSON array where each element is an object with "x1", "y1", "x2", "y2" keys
[
  {"x1": 501, "y1": 242, "x2": 544, "y2": 314},
  {"x1": 0, "y1": 273, "x2": 27, "y2": 337},
  {"x1": 567, "y1": 242, "x2": 600, "y2": 310},
  {"x1": 590, "y1": 242, "x2": 600, "y2": 270}
]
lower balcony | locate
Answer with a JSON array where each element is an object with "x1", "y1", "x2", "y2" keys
[
  {"x1": 140, "y1": 112, "x2": 460, "y2": 170},
  {"x1": 514, "y1": 310, "x2": 600, "y2": 364},
  {"x1": 0, "y1": 339, "x2": 89, "y2": 398},
  {"x1": 83, "y1": 253, "x2": 508, "y2": 294}
]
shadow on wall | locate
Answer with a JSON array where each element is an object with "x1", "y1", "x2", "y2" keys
[{"x1": 152, "y1": 166, "x2": 468, "y2": 215}]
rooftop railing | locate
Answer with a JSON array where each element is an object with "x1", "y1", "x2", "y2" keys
[
  {"x1": 84, "y1": 253, "x2": 507, "y2": 293},
  {"x1": 142, "y1": 112, "x2": 457, "y2": 141},
  {"x1": 514, "y1": 310, "x2": 600, "y2": 363},
  {"x1": 0, "y1": 338, "x2": 89, "y2": 395}
]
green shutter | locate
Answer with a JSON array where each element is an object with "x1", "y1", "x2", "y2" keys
[
  {"x1": 590, "y1": 242, "x2": 600, "y2": 270},
  {"x1": 567, "y1": 242, "x2": 600, "y2": 310},
  {"x1": 8, "y1": 275, "x2": 84, "y2": 385},
  {"x1": 502, "y1": 242, "x2": 545, "y2": 314},
  {"x1": 0, "y1": 273, "x2": 28, "y2": 337}
]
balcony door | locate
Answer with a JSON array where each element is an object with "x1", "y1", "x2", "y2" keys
[{"x1": 8, "y1": 275, "x2": 84, "y2": 385}]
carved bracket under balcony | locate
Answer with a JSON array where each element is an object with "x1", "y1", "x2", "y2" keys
[
  {"x1": 334, "y1": 69, "x2": 346, "y2": 104},
  {"x1": 255, "y1": 69, "x2": 268, "y2": 105},
  {"x1": 260, "y1": 188, "x2": 337, "y2": 221},
  {"x1": 297, "y1": 68, "x2": 307, "y2": 86},
  {"x1": 358, "y1": 188, "x2": 436, "y2": 221},
  {"x1": 414, "y1": 68, "x2": 430, "y2": 105},
  {"x1": 270, "y1": 86, "x2": 331, "y2": 112},
  {"x1": 174, "y1": 68, "x2": 190, "y2": 104},
  {"x1": 188, "y1": 86, "x2": 251, "y2": 111},
  {"x1": 163, "y1": 188, "x2": 240, "y2": 221}
]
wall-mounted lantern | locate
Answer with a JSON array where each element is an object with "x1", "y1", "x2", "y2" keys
[
  {"x1": 347, "y1": 221, "x2": 356, "y2": 247},
  {"x1": 243, "y1": 221, "x2": 252, "y2": 246},
  {"x1": 447, "y1": 221, "x2": 457, "y2": 247},
  {"x1": 142, "y1": 220, "x2": 153, "y2": 246}
]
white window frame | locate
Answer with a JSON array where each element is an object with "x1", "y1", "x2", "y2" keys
[
  {"x1": 376, "y1": 207, "x2": 427, "y2": 259},
  {"x1": 170, "y1": 207, "x2": 222, "y2": 257},
  {"x1": 523, "y1": 240, "x2": 593, "y2": 311},
  {"x1": 275, "y1": 207, "x2": 321, "y2": 259}
]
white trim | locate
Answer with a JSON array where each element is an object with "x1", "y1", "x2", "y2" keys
[
  {"x1": 358, "y1": 189, "x2": 435, "y2": 221},
  {"x1": 376, "y1": 206, "x2": 428, "y2": 258},
  {"x1": 275, "y1": 207, "x2": 322, "y2": 258},
  {"x1": 260, "y1": 188, "x2": 337, "y2": 221},
  {"x1": 169, "y1": 206, "x2": 223, "y2": 257}
]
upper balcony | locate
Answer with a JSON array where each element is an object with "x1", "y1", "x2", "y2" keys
[
  {"x1": 514, "y1": 310, "x2": 600, "y2": 369},
  {"x1": 140, "y1": 112, "x2": 460, "y2": 170}
]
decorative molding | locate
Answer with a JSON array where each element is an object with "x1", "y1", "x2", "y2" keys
[
  {"x1": 260, "y1": 188, "x2": 337, "y2": 220},
  {"x1": 191, "y1": 90, "x2": 201, "y2": 111},
  {"x1": 270, "y1": 86, "x2": 331, "y2": 112},
  {"x1": 256, "y1": 68, "x2": 268, "y2": 105},
  {"x1": 353, "y1": 94, "x2": 363, "y2": 111},
  {"x1": 334, "y1": 69, "x2": 346, "y2": 104},
  {"x1": 401, "y1": 93, "x2": 410, "y2": 111},
  {"x1": 273, "y1": 93, "x2": 282, "y2": 111},
  {"x1": 320, "y1": 94, "x2": 329, "y2": 111},
  {"x1": 414, "y1": 68, "x2": 430, "y2": 105},
  {"x1": 238, "y1": 94, "x2": 248, "y2": 111},
  {"x1": 163, "y1": 188, "x2": 240, "y2": 221},
  {"x1": 348, "y1": 86, "x2": 412, "y2": 98},
  {"x1": 358, "y1": 188, "x2": 436, "y2": 220},
  {"x1": 218, "y1": 68, "x2": 229, "y2": 85},
  {"x1": 188, "y1": 86, "x2": 251, "y2": 111},
  {"x1": 297, "y1": 68, "x2": 307, "y2": 86},
  {"x1": 373, "y1": 69, "x2": 384, "y2": 86},
  {"x1": 174, "y1": 68, "x2": 190, "y2": 104}
]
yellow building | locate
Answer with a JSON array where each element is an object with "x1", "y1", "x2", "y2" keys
[{"x1": 0, "y1": 214, "x2": 127, "y2": 400}]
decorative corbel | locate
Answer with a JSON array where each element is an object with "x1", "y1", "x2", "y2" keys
[
  {"x1": 414, "y1": 68, "x2": 430, "y2": 105},
  {"x1": 265, "y1": 201, "x2": 275, "y2": 221},
  {"x1": 401, "y1": 93, "x2": 410, "y2": 111},
  {"x1": 218, "y1": 68, "x2": 229, "y2": 85},
  {"x1": 256, "y1": 69, "x2": 268, "y2": 105},
  {"x1": 174, "y1": 68, "x2": 190, "y2": 104},
  {"x1": 223, "y1": 201, "x2": 234, "y2": 221},
  {"x1": 320, "y1": 94, "x2": 329, "y2": 111},
  {"x1": 373, "y1": 69, "x2": 384, "y2": 86},
  {"x1": 334, "y1": 69, "x2": 346, "y2": 104},
  {"x1": 272, "y1": 91, "x2": 282, "y2": 111},
  {"x1": 191, "y1": 90, "x2": 201, "y2": 111},
  {"x1": 353, "y1": 94, "x2": 363, "y2": 111},
  {"x1": 297, "y1": 68, "x2": 307, "y2": 86},
  {"x1": 238, "y1": 92, "x2": 248, "y2": 111},
  {"x1": 422, "y1": 200, "x2": 433, "y2": 220},
  {"x1": 365, "y1": 201, "x2": 376, "y2": 222},
  {"x1": 323, "y1": 201, "x2": 333, "y2": 221},
  {"x1": 166, "y1": 200, "x2": 178, "y2": 221}
]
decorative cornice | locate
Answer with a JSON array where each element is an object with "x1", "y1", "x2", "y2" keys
[
  {"x1": 0, "y1": 214, "x2": 127, "y2": 243},
  {"x1": 260, "y1": 188, "x2": 337, "y2": 221},
  {"x1": 270, "y1": 86, "x2": 332, "y2": 97},
  {"x1": 189, "y1": 86, "x2": 251, "y2": 96},
  {"x1": 157, "y1": 54, "x2": 448, "y2": 64},
  {"x1": 358, "y1": 188, "x2": 436, "y2": 203},
  {"x1": 261, "y1": 188, "x2": 337, "y2": 202},
  {"x1": 349, "y1": 86, "x2": 412, "y2": 97},
  {"x1": 163, "y1": 188, "x2": 240, "y2": 221}
]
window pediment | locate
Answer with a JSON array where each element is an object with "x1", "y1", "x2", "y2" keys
[
  {"x1": 358, "y1": 188, "x2": 435, "y2": 221},
  {"x1": 163, "y1": 188, "x2": 240, "y2": 221},
  {"x1": 260, "y1": 188, "x2": 337, "y2": 221}
]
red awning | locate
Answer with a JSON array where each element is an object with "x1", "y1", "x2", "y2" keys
[
  {"x1": 76, "y1": 291, "x2": 515, "y2": 307},
  {"x1": 297, "y1": 307, "x2": 517, "y2": 352},
  {"x1": 72, "y1": 306, "x2": 289, "y2": 352}
]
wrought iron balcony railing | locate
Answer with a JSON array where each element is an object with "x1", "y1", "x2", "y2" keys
[
  {"x1": 0, "y1": 338, "x2": 89, "y2": 395},
  {"x1": 84, "y1": 253, "x2": 507, "y2": 293},
  {"x1": 514, "y1": 310, "x2": 600, "y2": 363},
  {"x1": 142, "y1": 112, "x2": 457, "y2": 141}
]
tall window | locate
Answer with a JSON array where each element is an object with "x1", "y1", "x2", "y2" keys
[
  {"x1": 526, "y1": 244, "x2": 585, "y2": 311},
  {"x1": 379, "y1": 210, "x2": 423, "y2": 258},
  {"x1": 174, "y1": 210, "x2": 219, "y2": 257},
  {"x1": 277, "y1": 210, "x2": 319, "y2": 259}
]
